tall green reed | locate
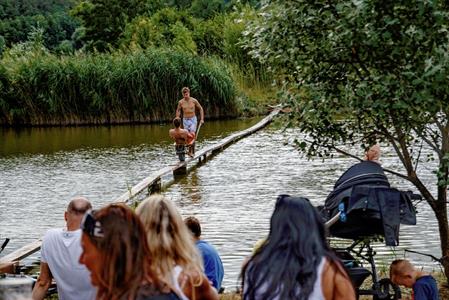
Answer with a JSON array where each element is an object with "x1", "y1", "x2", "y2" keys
[{"x1": 0, "y1": 48, "x2": 238, "y2": 125}]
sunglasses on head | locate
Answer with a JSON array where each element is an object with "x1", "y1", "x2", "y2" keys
[{"x1": 81, "y1": 210, "x2": 104, "y2": 238}]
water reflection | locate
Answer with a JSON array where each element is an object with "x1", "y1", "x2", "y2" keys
[
  {"x1": 181, "y1": 172, "x2": 203, "y2": 204},
  {"x1": 0, "y1": 119, "x2": 258, "y2": 157}
]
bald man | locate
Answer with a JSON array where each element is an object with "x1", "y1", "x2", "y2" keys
[{"x1": 32, "y1": 197, "x2": 96, "y2": 300}]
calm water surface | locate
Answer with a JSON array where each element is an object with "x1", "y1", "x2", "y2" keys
[{"x1": 0, "y1": 119, "x2": 442, "y2": 289}]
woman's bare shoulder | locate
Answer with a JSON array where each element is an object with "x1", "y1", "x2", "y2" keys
[{"x1": 322, "y1": 258, "x2": 356, "y2": 300}]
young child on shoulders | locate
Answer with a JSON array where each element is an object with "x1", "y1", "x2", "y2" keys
[{"x1": 390, "y1": 259, "x2": 439, "y2": 300}]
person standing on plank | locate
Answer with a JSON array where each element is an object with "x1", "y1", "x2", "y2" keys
[
  {"x1": 176, "y1": 87, "x2": 204, "y2": 157},
  {"x1": 176, "y1": 87, "x2": 204, "y2": 135}
]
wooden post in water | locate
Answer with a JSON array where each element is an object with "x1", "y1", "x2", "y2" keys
[
  {"x1": 149, "y1": 178, "x2": 162, "y2": 194},
  {"x1": 173, "y1": 165, "x2": 187, "y2": 176}
]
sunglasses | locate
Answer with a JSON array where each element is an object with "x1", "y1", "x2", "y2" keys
[{"x1": 80, "y1": 210, "x2": 104, "y2": 238}]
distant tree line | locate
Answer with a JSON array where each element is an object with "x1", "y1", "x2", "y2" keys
[
  {"x1": 0, "y1": 0, "x2": 261, "y2": 55},
  {"x1": 0, "y1": 0, "x2": 78, "y2": 52}
]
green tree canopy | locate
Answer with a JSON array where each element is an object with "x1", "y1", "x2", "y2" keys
[
  {"x1": 190, "y1": 0, "x2": 227, "y2": 19},
  {"x1": 71, "y1": 0, "x2": 146, "y2": 51},
  {"x1": 243, "y1": 0, "x2": 449, "y2": 280},
  {"x1": 0, "y1": 0, "x2": 78, "y2": 49}
]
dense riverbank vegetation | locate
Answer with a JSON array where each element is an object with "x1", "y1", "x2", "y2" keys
[
  {"x1": 1, "y1": 47, "x2": 237, "y2": 125},
  {"x1": 0, "y1": 0, "x2": 273, "y2": 126}
]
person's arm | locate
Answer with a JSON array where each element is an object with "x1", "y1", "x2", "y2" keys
[
  {"x1": 32, "y1": 262, "x2": 53, "y2": 300},
  {"x1": 195, "y1": 100, "x2": 204, "y2": 125},
  {"x1": 322, "y1": 259, "x2": 356, "y2": 300},
  {"x1": 194, "y1": 274, "x2": 218, "y2": 300},
  {"x1": 180, "y1": 270, "x2": 218, "y2": 300},
  {"x1": 333, "y1": 269, "x2": 356, "y2": 300},
  {"x1": 176, "y1": 101, "x2": 182, "y2": 118}
]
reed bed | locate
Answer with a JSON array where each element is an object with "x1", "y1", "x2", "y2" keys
[{"x1": 0, "y1": 49, "x2": 238, "y2": 126}]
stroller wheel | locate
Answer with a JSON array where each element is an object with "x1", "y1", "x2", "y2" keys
[{"x1": 373, "y1": 278, "x2": 401, "y2": 300}]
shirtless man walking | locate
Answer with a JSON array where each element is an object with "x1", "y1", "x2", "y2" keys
[{"x1": 176, "y1": 87, "x2": 204, "y2": 134}]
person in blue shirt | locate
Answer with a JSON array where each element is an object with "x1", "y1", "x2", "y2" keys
[
  {"x1": 390, "y1": 259, "x2": 439, "y2": 300},
  {"x1": 184, "y1": 216, "x2": 224, "y2": 292}
]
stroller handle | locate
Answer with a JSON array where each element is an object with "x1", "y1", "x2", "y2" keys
[{"x1": 325, "y1": 212, "x2": 341, "y2": 229}]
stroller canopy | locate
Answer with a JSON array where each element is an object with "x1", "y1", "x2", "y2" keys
[
  {"x1": 322, "y1": 161, "x2": 416, "y2": 246},
  {"x1": 326, "y1": 161, "x2": 389, "y2": 211}
]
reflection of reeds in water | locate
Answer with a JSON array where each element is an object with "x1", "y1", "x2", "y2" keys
[{"x1": 0, "y1": 49, "x2": 238, "y2": 126}]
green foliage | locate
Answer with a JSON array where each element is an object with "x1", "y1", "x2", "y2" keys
[
  {"x1": 150, "y1": 7, "x2": 195, "y2": 31},
  {"x1": 3, "y1": 27, "x2": 49, "y2": 59},
  {"x1": 191, "y1": 15, "x2": 224, "y2": 56},
  {"x1": 71, "y1": 0, "x2": 146, "y2": 51},
  {"x1": 54, "y1": 40, "x2": 74, "y2": 55},
  {"x1": 0, "y1": 0, "x2": 78, "y2": 49},
  {"x1": 244, "y1": 0, "x2": 449, "y2": 163},
  {"x1": 190, "y1": 0, "x2": 227, "y2": 19},
  {"x1": 170, "y1": 22, "x2": 197, "y2": 54},
  {"x1": 0, "y1": 64, "x2": 9, "y2": 121},
  {"x1": 120, "y1": 8, "x2": 197, "y2": 51},
  {"x1": 120, "y1": 17, "x2": 162, "y2": 49},
  {"x1": 0, "y1": 48, "x2": 238, "y2": 125},
  {"x1": 0, "y1": 36, "x2": 5, "y2": 57},
  {"x1": 0, "y1": 0, "x2": 74, "y2": 18},
  {"x1": 162, "y1": 0, "x2": 192, "y2": 10}
]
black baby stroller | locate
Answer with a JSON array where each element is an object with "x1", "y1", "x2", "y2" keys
[{"x1": 320, "y1": 161, "x2": 419, "y2": 299}]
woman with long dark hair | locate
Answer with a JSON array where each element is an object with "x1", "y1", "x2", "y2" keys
[
  {"x1": 79, "y1": 203, "x2": 180, "y2": 300},
  {"x1": 242, "y1": 195, "x2": 355, "y2": 300}
]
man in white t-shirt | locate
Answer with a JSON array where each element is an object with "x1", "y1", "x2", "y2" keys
[{"x1": 32, "y1": 197, "x2": 97, "y2": 300}]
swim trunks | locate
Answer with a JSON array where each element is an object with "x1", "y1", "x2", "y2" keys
[{"x1": 183, "y1": 116, "x2": 197, "y2": 133}]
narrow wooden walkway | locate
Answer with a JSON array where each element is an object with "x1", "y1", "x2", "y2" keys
[{"x1": 0, "y1": 108, "x2": 280, "y2": 265}]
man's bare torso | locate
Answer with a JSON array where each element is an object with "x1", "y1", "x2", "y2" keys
[{"x1": 178, "y1": 98, "x2": 198, "y2": 118}]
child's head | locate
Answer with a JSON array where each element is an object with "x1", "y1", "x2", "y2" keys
[{"x1": 390, "y1": 259, "x2": 417, "y2": 288}]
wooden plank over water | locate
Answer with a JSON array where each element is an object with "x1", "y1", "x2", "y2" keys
[
  {"x1": 0, "y1": 108, "x2": 280, "y2": 264},
  {"x1": 0, "y1": 239, "x2": 42, "y2": 264},
  {"x1": 114, "y1": 108, "x2": 280, "y2": 204}
]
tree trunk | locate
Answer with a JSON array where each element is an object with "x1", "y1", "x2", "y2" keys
[
  {"x1": 435, "y1": 186, "x2": 449, "y2": 284},
  {"x1": 408, "y1": 168, "x2": 449, "y2": 282}
]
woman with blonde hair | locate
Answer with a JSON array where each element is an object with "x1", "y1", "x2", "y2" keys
[{"x1": 136, "y1": 194, "x2": 218, "y2": 300}]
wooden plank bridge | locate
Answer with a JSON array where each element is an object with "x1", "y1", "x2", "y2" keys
[{"x1": 0, "y1": 108, "x2": 280, "y2": 266}]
